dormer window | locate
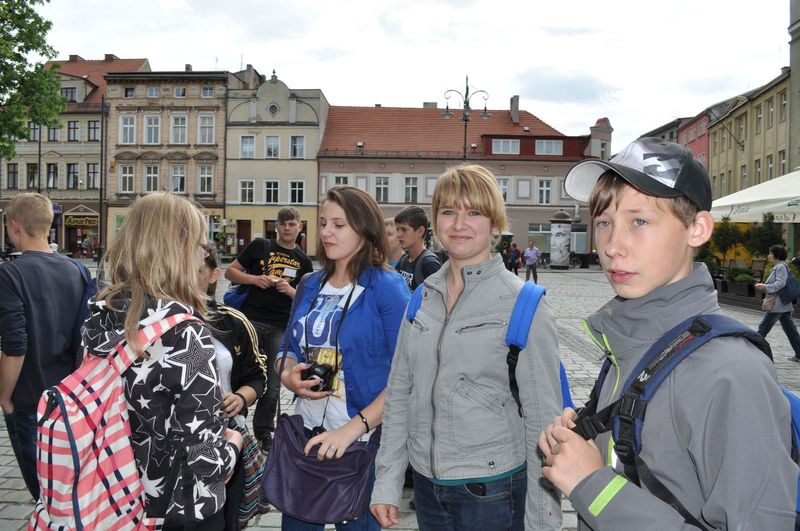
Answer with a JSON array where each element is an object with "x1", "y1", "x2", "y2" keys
[
  {"x1": 535, "y1": 139, "x2": 563, "y2": 155},
  {"x1": 492, "y1": 139, "x2": 520, "y2": 155}
]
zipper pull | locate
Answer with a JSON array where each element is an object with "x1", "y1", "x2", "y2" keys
[{"x1": 39, "y1": 390, "x2": 59, "y2": 426}]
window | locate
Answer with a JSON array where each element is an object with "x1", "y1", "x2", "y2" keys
[
  {"x1": 357, "y1": 176, "x2": 368, "y2": 191},
  {"x1": 698, "y1": 121, "x2": 706, "y2": 136},
  {"x1": 48, "y1": 125, "x2": 60, "y2": 141},
  {"x1": 64, "y1": 163, "x2": 78, "y2": 189},
  {"x1": 239, "y1": 180, "x2": 254, "y2": 203},
  {"x1": 265, "y1": 135, "x2": 279, "y2": 158},
  {"x1": 170, "y1": 164, "x2": 186, "y2": 193},
  {"x1": 711, "y1": 132, "x2": 717, "y2": 154},
  {"x1": 201, "y1": 86, "x2": 214, "y2": 98},
  {"x1": 405, "y1": 176, "x2": 418, "y2": 203},
  {"x1": 290, "y1": 135, "x2": 305, "y2": 158},
  {"x1": 144, "y1": 164, "x2": 159, "y2": 192},
  {"x1": 375, "y1": 176, "x2": 389, "y2": 203},
  {"x1": 767, "y1": 155, "x2": 774, "y2": 180},
  {"x1": 119, "y1": 165, "x2": 134, "y2": 193},
  {"x1": 174, "y1": 87, "x2": 186, "y2": 98},
  {"x1": 120, "y1": 116, "x2": 135, "y2": 144},
  {"x1": 123, "y1": 87, "x2": 135, "y2": 98},
  {"x1": 600, "y1": 142, "x2": 608, "y2": 160},
  {"x1": 492, "y1": 139, "x2": 520, "y2": 155},
  {"x1": 497, "y1": 178, "x2": 509, "y2": 201},
  {"x1": 779, "y1": 150, "x2": 787, "y2": 176},
  {"x1": 334, "y1": 175, "x2": 349, "y2": 186},
  {"x1": 538, "y1": 179, "x2": 552, "y2": 204},
  {"x1": 27, "y1": 164, "x2": 38, "y2": 189},
  {"x1": 28, "y1": 122, "x2": 39, "y2": 141},
  {"x1": 754, "y1": 105, "x2": 762, "y2": 134},
  {"x1": 87, "y1": 163, "x2": 98, "y2": 189},
  {"x1": 46, "y1": 163, "x2": 58, "y2": 188},
  {"x1": 740, "y1": 165, "x2": 747, "y2": 189},
  {"x1": 679, "y1": 132, "x2": 687, "y2": 145},
  {"x1": 736, "y1": 116, "x2": 746, "y2": 142},
  {"x1": 535, "y1": 139, "x2": 563, "y2": 155},
  {"x1": 688, "y1": 127, "x2": 696, "y2": 142},
  {"x1": 780, "y1": 91, "x2": 788, "y2": 121},
  {"x1": 61, "y1": 87, "x2": 76, "y2": 102},
  {"x1": 198, "y1": 165, "x2": 213, "y2": 194},
  {"x1": 7, "y1": 163, "x2": 18, "y2": 189},
  {"x1": 68, "y1": 120, "x2": 80, "y2": 141},
  {"x1": 290, "y1": 181, "x2": 305, "y2": 203},
  {"x1": 767, "y1": 98, "x2": 774, "y2": 129},
  {"x1": 264, "y1": 180, "x2": 279, "y2": 203},
  {"x1": 198, "y1": 116, "x2": 214, "y2": 144},
  {"x1": 87, "y1": 120, "x2": 99, "y2": 141},
  {"x1": 147, "y1": 86, "x2": 159, "y2": 98},
  {"x1": 721, "y1": 129, "x2": 727, "y2": 150},
  {"x1": 170, "y1": 115, "x2": 187, "y2": 144},
  {"x1": 240, "y1": 135, "x2": 255, "y2": 159},
  {"x1": 144, "y1": 116, "x2": 160, "y2": 144},
  {"x1": 754, "y1": 159, "x2": 762, "y2": 184}
]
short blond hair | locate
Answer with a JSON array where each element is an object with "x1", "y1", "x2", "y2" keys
[
  {"x1": 6, "y1": 193, "x2": 53, "y2": 239},
  {"x1": 99, "y1": 193, "x2": 208, "y2": 357},
  {"x1": 432, "y1": 164, "x2": 508, "y2": 238},
  {"x1": 384, "y1": 217, "x2": 396, "y2": 228}
]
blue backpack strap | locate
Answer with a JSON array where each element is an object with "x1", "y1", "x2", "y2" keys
[
  {"x1": 406, "y1": 284, "x2": 425, "y2": 323},
  {"x1": 780, "y1": 388, "x2": 800, "y2": 513}
]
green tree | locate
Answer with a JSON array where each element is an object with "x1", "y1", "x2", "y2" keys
[
  {"x1": 744, "y1": 212, "x2": 783, "y2": 258},
  {"x1": 0, "y1": 0, "x2": 64, "y2": 159},
  {"x1": 711, "y1": 216, "x2": 743, "y2": 264}
]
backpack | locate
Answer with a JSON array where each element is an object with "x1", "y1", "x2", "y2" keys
[
  {"x1": 397, "y1": 248, "x2": 439, "y2": 291},
  {"x1": 777, "y1": 263, "x2": 800, "y2": 305},
  {"x1": 406, "y1": 281, "x2": 574, "y2": 412},
  {"x1": 68, "y1": 258, "x2": 97, "y2": 363},
  {"x1": 572, "y1": 314, "x2": 800, "y2": 530},
  {"x1": 29, "y1": 312, "x2": 199, "y2": 531}
]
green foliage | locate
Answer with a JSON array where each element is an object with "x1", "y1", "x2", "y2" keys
[
  {"x1": 695, "y1": 243, "x2": 720, "y2": 276},
  {"x1": 726, "y1": 267, "x2": 752, "y2": 282},
  {"x1": 744, "y1": 213, "x2": 784, "y2": 258},
  {"x1": 711, "y1": 217, "x2": 743, "y2": 262},
  {"x1": 733, "y1": 273, "x2": 755, "y2": 284},
  {"x1": 0, "y1": 0, "x2": 65, "y2": 159}
]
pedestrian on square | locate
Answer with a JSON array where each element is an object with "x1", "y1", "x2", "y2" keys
[
  {"x1": 276, "y1": 186, "x2": 409, "y2": 531},
  {"x1": 224, "y1": 207, "x2": 314, "y2": 452},
  {"x1": 523, "y1": 241, "x2": 541, "y2": 283},
  {"x1": 199, "y1": 243, "x2": 269, "y2": 530},
  {"x1": 371, "y1": 165, "x2": 563, "y2": 531},
  {"x1": 755, "y1": 244, "x2": 800, "y2": 361},
  {"x1": 86, "y1": 193, "x2": 241, "y2": 529},
  {"x1": 384, "y1": 217, "x2": 405, "y2": 268},
  {"x1": 509, "y1": 242, "x2": 521, "y2": 275},
  {"x1": 539, "y1": 138, "x2": 796, "y2": 529},
  {"x1": 0, "y1": 193, "x2": 88, "y2": 501}
]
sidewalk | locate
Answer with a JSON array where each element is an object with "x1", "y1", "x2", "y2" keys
[{"x1": 1, "y1": 265, "x2": 798, "y2": 529}]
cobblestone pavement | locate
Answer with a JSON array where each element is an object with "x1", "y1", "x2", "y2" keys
[{"x1": 2, "y1": 263, "x2": 799, "y2": 529}]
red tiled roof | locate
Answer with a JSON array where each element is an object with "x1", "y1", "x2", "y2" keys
[
  {"x1": 45, "y1": 55, "x2": 150, "y2": 107},
  {"x1": 320, "y1": 106, "x2": 564, "y2": 158}
]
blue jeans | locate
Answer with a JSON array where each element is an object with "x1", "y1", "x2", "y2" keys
[
  {"x1": 5, "y1": 410, "x2": 39, "y2": 500},
  {"x1": 758, "y1": 311, "x2": 800, "y2": 357},
  {"x1": 252, "y1": 321, "x2": 285, "y2": 437},
  {"x1": 412, "y1": 468, "x2": 526, "y2": 531}
]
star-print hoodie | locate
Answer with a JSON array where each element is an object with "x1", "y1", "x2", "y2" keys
[{"x1": 83, "y1": 296, "x2": 238, "y2": 526}]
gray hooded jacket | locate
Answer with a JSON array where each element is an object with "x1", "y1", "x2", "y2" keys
[{"x1": 570, "y1": 264, "x2": 797, "y2": 530}]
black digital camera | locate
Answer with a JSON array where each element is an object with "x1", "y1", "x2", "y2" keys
[{"x1": 301, "y1": 363, "x2": 335, "y2": 392}]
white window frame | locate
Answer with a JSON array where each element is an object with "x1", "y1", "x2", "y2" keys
[
  {"x1": 535, "y1": 139, "x2": 564, "y2": 155},
  {"x1": 144, "y1": 115, "x2": 160, "y2": 145},
  {"x1": 120, "y1": 115, "x2": 135, "y2": 145},
  {"x1": 147, "y1": 86, "x2": 159, "y2": 98},
  {"x1": 170, "y1": 115, "x2": 187, "y2": 145},
  {"x1": 87, "y1": 163, "x2": 99, "y2": 189},
  {"x1": 767, "y1": 98, "x2": 775, "y2": 129},
  {"x1": 170, "y1": 164, "x2": 186, "y2": 193},
  {"x1": 66, "y1": 163, "x2": 78, "y2": 189},
  {"x1": 198, "y1": 165, "x2": 213, "y2": 194},
  {"x1": 174, "y1": 86, "x2": 187, "y2": 98},
  {"x1": 538, "y1": 178, "x2": 552, "y2": 205},
  {"x1": 290, "y1": 180, "x2": 305, "y2": 204},
  {"x1": 119, "y1": 165, "x2": 134, "y2": 193},
  {"x1": 67, "y1": 120, "x2": 80, "y2": 142},
  {"x1": 290, "y1": 135, "x2": 305, "y2": 159},
  {"x1": 123, "y1": 87, "x2": 135, "y2": 98},
  {"x1": 201, "y1": 86, "x2": 214, "y2": 98},
  {"x1": 780, "y1": 92, "x2": 788, "y2": 122},
  {"x1": 48, "y1": 125, "x2": 59, "y2": 142},
  {"x1": 767, "y1": 154, "x2": 774, "y2": 180},
  {"x1": 517, "y1": 179, "x2": 531, "y2": 199},
  {"x1": 755, "y1": 105, "x2": 762, "y2": 134},
  {"x1": 497, "y1": 178, "x2": 509, "y2": 201},
  {"x1": 144, "y1": 164, "x2": 159, "y2": 192},
  {"x1": 239, "y1": 179, "x2": 255, "y2": 203},
  {"x1": 375, "y1": 176, "x2": 389, "y2": 203},
  {"x1": 240, "y1": 135, "x2": 255, "y2": 159},
  {"x1": 755, "y1": 159, "x2": 762, "y2": 184},
  {"x1": 334, "y1": 175, "x2": 349, "y2": 186},
  {"x1": 198, "y1": 115, "x2": 215, "y2": 145},
  {"x1": 492, "y1": 139, "x2": 520, "y2": 155},
  {"x1": 356, "y1": 176, "x2": 368, "y2": 191},
  {"x1": 265, "y1": 135, "x2": 280, "y2": 158},
  {"x1": 405, "y1": 176, "x2": 418, "y2": 203},
  {"x1": 264, "y1": 180, "x2": 279, "y2": 203},
  {"x1": 87, "y1": 120, "x2": 99, "y2": 141}
]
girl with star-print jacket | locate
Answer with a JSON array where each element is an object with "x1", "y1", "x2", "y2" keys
[{"x1": 84, "y1": 295, "x2": 239, "y2": 528}]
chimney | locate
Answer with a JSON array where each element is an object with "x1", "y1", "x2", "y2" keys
[
  {"x1": 68, "y1": 54, "x2": 84, "y2": 62},
  {"x1": 423, "y1": 102, "x2": 438, "y2": 109},
  {"x1": 375, "y1": 104, "x2": 382, "y2": 108},
  {"x1": 185, "y1": 64, "x2": 192, "y2": 72},
  {"x1": 783, "y1": 66, "x2": 790, "y2": 75},
  {"x1": 103, "y1": 54, "x2": 118, "y2": 61},
  {"x1": 509, "y1": 95, "x2": 520, "y2": 124}
]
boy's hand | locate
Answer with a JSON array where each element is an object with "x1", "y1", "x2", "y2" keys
[
  {"x1": 371, "y1": 503, "x2": 399, "y2": 528},
  {"x1": 538, "y1": 407, "x2": 578, "y2": 456},
  {"x1": 541, "y1": 425, "x2": 603, "y2": 496}
]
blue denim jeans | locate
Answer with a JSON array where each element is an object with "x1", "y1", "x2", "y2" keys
[
  {"x1": 758, "y1": 311, "x2": 800, "y2": 357},
  {"x1": 412, "y1": 468, "x2": 526, "y2": 531},
  {"x1": 5, "y1": 410, "x2": 39, "y2": 500},
  {"x1": 251, "y1": 321, "x2": 285, "y2": 437}
]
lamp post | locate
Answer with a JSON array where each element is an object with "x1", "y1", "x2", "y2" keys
[{"x1": 443, "y1": 76, "x2": 491, "y2": 161}]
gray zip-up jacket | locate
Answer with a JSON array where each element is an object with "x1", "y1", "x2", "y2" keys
[
  {"x1": 570, "y1": 264, "x2": 797, "y2": 530},
  {"x1": 372, "y1": 255, "x2": 563, "y2": 530}
]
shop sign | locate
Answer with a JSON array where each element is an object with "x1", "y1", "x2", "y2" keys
[{"x1": 65, "y1": 215, "x2": 99, "y2": 227}]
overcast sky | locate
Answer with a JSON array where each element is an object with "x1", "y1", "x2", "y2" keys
[{"x1": 37, "y1": 0, "x2": 790, "y2": 151}]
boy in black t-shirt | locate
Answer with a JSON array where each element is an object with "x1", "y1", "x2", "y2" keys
[
  {"x1": 224, "y1": 207, "x2": 313, "y2": 449},
  {"x1": 395, "y1": 206, "x2": 441, "y2": 292}
]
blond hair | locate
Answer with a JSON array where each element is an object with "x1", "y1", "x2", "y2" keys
[
  {"x1": 99, "y1": 193, "x2": 208, "y2": 357},
  {"x1": 432, "y1": 164, "x2": 508, "y2": 242},
  {"x1": 6, "y1": 193, "x2": 54, "y2": 239},
  {"x1": 383, "y1": 217, "x2": 396, "y2": 229}
]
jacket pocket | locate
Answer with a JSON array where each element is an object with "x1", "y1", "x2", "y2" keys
[
  {"x1": 448, "y1": 377, "x2": 512, "y2": 451},
  {"x1": 455, "y1": 321, "x2": 506, "y2": 334}
]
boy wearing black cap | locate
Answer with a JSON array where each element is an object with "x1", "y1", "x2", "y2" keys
[{"x1": 538, "y1": 138, "x2": 797, "y2": 529}]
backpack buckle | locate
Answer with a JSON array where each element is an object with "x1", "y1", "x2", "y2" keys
[
  {"x1": 617, "y1": 394, "x2": 639, "y2": 422},
  {"x1": 689, "y1": 317, "x2": 711, "y2": 335}
]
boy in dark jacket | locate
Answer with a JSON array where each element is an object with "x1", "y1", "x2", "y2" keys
[{"x1": 539, "y1": 138, "x2": 797, "y2": 530}]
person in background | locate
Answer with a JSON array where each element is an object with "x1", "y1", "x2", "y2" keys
[
  {"x1": 394, "y1": 206, "x2": 441, "y2": 292},
  {"x1": 372, "y1": 165, "x2": 563, "y2": 531},
  {"x1": 276, "y1": 186, "x2": 409, "y2": 531},
  {"x1": 199, "y1": 244, "x2": 268, "y2": 530},
  {"x1": 86, "y1": 192, "x2": 241, "y2": 529},
  {"x1": 509, "y1": 242, "x2": 521, "y2": 276},
  {"x1": 384, "y1": 218, "x2": 405, "y2": 269},
  {"x1": 523, "y1": 241, "x2": 541, "y2": 283},
  {"x1": 755, "y1": 244, "x2": 800, "y2": 361}
]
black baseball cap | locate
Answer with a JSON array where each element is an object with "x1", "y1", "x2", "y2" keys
[{"x1": 564, "y1": 137, "x2": 711, "y2": 211}]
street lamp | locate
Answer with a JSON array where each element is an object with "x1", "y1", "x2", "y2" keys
[{"x1": 443, "y1": 76, "x2": 491, "y2": 161}]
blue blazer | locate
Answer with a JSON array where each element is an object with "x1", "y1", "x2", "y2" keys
[{"x1": 279, "y1": 266, "x2": 410, "y2": 416}]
